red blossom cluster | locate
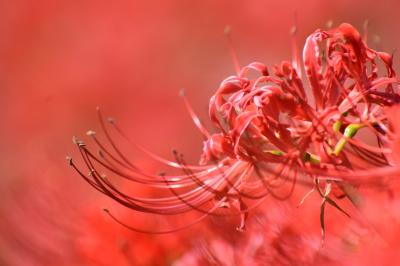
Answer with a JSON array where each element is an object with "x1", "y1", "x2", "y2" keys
[{"x1": 70, "y1": 23, "x2": 400, "y2": 242}]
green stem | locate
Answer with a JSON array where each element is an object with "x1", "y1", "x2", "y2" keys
[{"x1": 333, "y1": 123, "x2": 365, "y2": 156}]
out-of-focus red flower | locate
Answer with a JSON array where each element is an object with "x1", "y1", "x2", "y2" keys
[
  {"x1": 77, "y1": 207, "x2": 189, "y2": 266},
  {"x1": 174, "y1": 200, "x2": 354, "y2": 266}
]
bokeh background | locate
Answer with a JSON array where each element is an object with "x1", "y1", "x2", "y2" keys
[{"x1": 1, "y1": 0, "x2": 400, "y2": 265}]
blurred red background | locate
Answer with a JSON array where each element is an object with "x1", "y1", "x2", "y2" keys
[{"x1": 1, "y1": 0, "x2": 399, "y2": 265}]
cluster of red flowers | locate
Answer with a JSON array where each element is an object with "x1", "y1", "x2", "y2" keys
[{"x1": 70, "y1": 23, "x2": 399, "y2": 242}]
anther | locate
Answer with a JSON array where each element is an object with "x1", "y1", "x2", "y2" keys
[
  {"x1": 66, "y1": 156, "x2": 73, "y2": 165},
  {"x1": 290, "y1": 25, "x2": 297, "y2": 35},
  {"x1": 107, "y1": 117, "x2": 115, "y2": 124},
  {"x1": 224, "y1": 25, "x2": 231, "y2": 35},
  {"x1": 72, "y1": 136, "x2": 86, "y2": 147},
  {"x1": 326, "y1": 20, "x2": 333, "y2": 28},
  {"x1": 86, "y1": 130, "x2": 96, "y2": 136}
]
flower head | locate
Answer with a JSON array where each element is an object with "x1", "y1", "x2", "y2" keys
[{"x1": 70, "y1": 23, "x2": 399, "y2": 237}]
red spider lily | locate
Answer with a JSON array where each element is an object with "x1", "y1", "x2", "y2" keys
[{"x1": 70, "y1": 23, "x2": 399, "y2": 238}]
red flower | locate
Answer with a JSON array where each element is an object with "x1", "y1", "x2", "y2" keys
[{"x1": 70, "y1": 23, "x2": 399, "y2": 238}]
